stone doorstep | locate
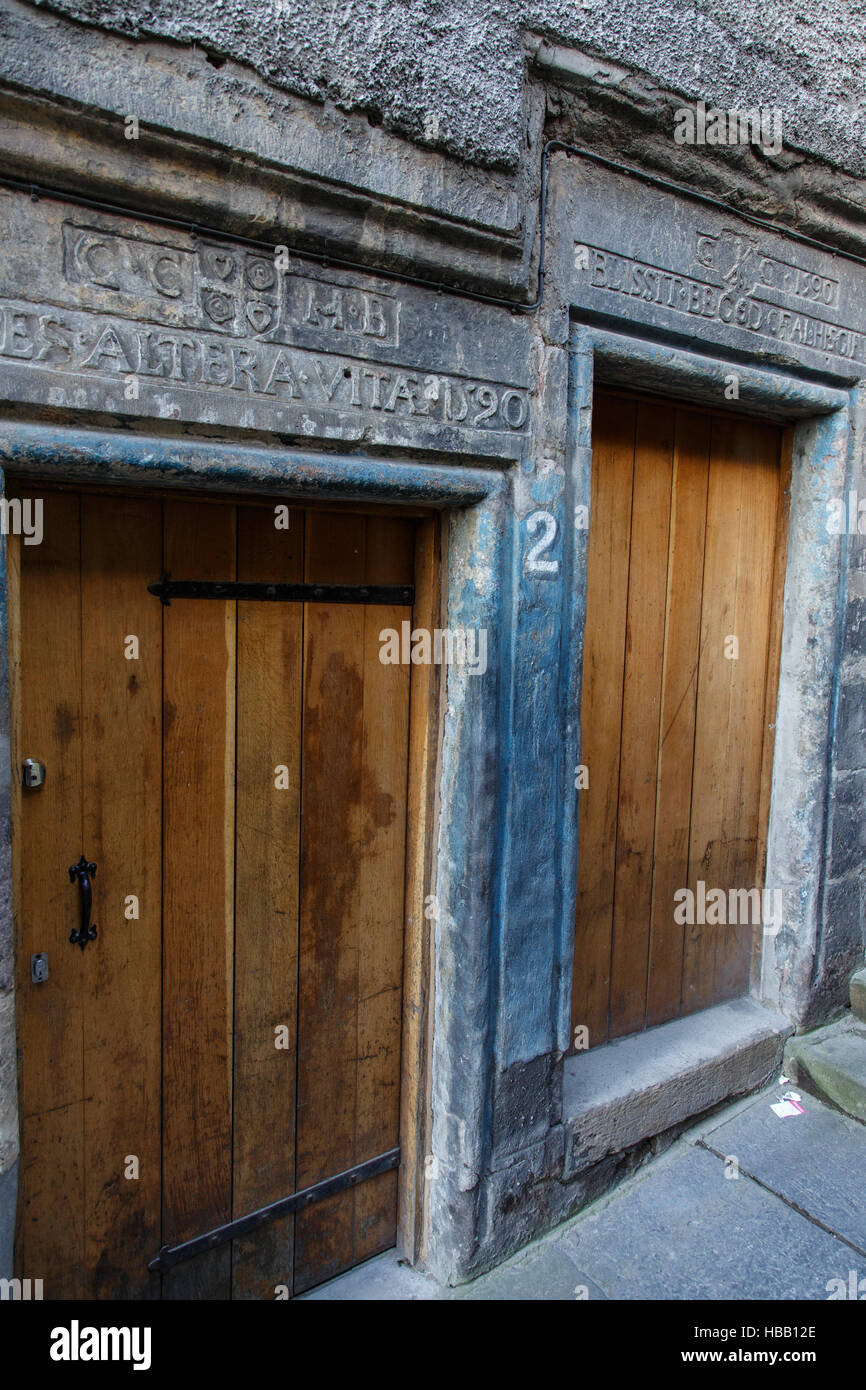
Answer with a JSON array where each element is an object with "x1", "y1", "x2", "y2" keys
[
  {"x1": 850, "y1": 967, "x2": 866, "y2": 1023},
  {"x1": 784, "y1": 1017, "x2": 866, "y2": 1124},
  {"x1": 562, "y1": 997, "x2": 792, "y2": 1179}
]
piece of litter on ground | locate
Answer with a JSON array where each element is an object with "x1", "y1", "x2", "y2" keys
[
  {"x1": 781, "y1": 1089, "x2": 802, "y2": 1103},
  {"x1": 779, "y1": 1074, "x2": 790, "y2": 1085},
  {"x1": 771, "y1": 1099, "x2": 805, "y2": 1117}
]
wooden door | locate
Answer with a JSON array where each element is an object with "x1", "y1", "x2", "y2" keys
[
  {"x1": 572, "y1": 390, "x2": 789, "y2": 1047},
  {"x1": 12, "y1": 489, "x2": 415, "y2": 1299}
]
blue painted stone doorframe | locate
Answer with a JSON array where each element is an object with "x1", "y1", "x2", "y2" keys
[
  {"x1": 426, "y1": 322, "x2": 862, "y2": 1282},
  {"x1": 0, "y1": 315, "x2": 863, "y2": 1292}
]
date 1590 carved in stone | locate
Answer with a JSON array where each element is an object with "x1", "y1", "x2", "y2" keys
[{"x1": 0, "y1": 197, "x2": 532, "y2": 451}]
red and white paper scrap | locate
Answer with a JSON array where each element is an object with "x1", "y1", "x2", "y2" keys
[{"x1": 771, "y1": 1089, "x2": 806, "y2": 1118}]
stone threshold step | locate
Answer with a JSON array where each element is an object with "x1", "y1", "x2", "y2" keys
[
  {"x1": 850, "y1": 967, "x2": 866, "y2": 1023},
  {"x1": 562, "y1": 997, "x2": 791, "y2": 1177},
  {"x1": 785, "y1": 1019, "x2": 866, "y2": 1125}
]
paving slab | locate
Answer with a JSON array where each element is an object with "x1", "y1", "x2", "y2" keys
[
  {"x1": 553, "y1": 1144, "x2": 859, "y2": 1300},
  {"x1": 303, "y1": 1090, "x2": 866, "y2": 1301},
  {"x1": 453, "y1": 1245, "x2": 608, "y2": 1301},
  {"x1": 301, "y1": 1252, "x2": 445, "y2": 1300},
  {"x1": 698, "y1": 1089, "x2": 866, "y2": 1254}
]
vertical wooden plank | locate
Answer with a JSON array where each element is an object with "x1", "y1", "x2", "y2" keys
[
  {"x1": 711, "y1": 418, "x2": 780, "y2": 1002},
  {"x1": 751, "y1": 432, "x2": 791, "y2": 994},
  {"x1": 645, "y1": 411, "x2": 710, "y2": 1028},
  {"x1": 682, "y1": 418, "x2": 779, "y2": 1012},
  {"x1": 293, "y1": 510, "x2": 367, "y2": 1293},
  {"x1": 608, "y1": 401, "x2": 674, "y2": 1039},
  {"x1": 353, "y1": 516, "x2": 412, "y2": 1265},
  {"x1": 162, "y1": 499, "x2": 235, "y2": 1300},
  {"x1": 756, "y1": 433, "x2": 791, "y2": 890},
  {"x1": 294, "y1": 511, "x2": 412, "y2": 1293},
  {"x1": 231, "y1": 503, "x2": 304, "y2": 1301},
  {"x1": 682, "y1": 436, "x2": 741, "y2": 1015},
  {"x1": 398, "y1": 515, "x2": 439, "y2": 1263},
  {"x1": 13, "y1": 491, "x2": 85, "y2": 1299},
  {"x1": 81, "y1": 495, "x2": 163, "y2": 1298},
  {"x1": 7, "y1": 516, "x2": 23, "y2": 1268},
  {"x1": 572, "y1": 392, "x2": 636, "y2": 1049}
]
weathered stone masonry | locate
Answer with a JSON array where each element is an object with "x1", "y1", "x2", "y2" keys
[{"x1": 1, "y1": 0, "x2": 865, "y2": 1287}]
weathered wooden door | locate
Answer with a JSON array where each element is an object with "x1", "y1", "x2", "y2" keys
[
  {"x1": 572, "y1": 390, "x2": 789, "y2": 1047},
  {"x1": 12, "y1": 488, "x2": 414, "y2": 1299}
]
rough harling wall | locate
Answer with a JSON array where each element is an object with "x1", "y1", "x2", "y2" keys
[
  {"x1": 1, "y1": 0, "x2": 865, "y2": 1292},
  {"x1": 25, "y1": 0, "x2": 866, "y2": 176}
]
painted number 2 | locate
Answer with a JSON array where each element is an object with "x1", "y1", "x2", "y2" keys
[{"x1": 524, "y1": 510, "x2": 559, "y2": 577}]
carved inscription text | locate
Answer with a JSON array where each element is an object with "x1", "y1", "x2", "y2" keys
[
  {"x1": 62, "y1": 222, "x2": 401, "y2": 347},
  {"x1": 573, "y1": 229, "x2": 863, "y2": 366},
  {"x1": 0, "y1": 300, "x2": 529, "y2": 432}
]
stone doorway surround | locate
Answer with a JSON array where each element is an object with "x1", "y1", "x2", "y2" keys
[{"x1": 0, "y1": 18, "x2": 864, "y2": 1291}]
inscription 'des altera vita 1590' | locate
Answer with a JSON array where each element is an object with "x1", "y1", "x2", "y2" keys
[
  {"x1": 0, "y1": 219, "x2": 531, "y2": 434},
  {"x1": 0, "y1": 300, "x2": 529, "y2": 432}
]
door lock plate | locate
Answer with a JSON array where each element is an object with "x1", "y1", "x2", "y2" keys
[
  {"x1": 30, "y1": 953, "x2": 49, "y2": 984},
  {"x1": 22, "y1": 759, "x2": 46, "y2": 788}
]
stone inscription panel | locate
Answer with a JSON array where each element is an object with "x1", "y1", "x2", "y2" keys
[
  {"x1": 554, "y1": 156, "x2": 866, "y2": 382},
  {"x1": 0, "y1": 192, "x2": 530, "y2": 457},
  {"x1": 61, "y1": 222, "x2": 402, "y2": 347}
]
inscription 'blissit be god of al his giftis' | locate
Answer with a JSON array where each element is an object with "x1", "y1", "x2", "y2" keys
[{"x1": 575, "y1": 242, "x2": 864, "y2": 365}]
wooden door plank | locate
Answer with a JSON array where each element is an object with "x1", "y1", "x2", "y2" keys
[
  {"x1": 13, "y1": 491, "x2": 85, "y2": 1299},
  {"x1": 572, "y1": 391, "x2": 636, "y2": 1049},
  {"x1": 682, "y1": 435, "x2": 741, "y2": 1014},
  {"x1": 752, "y1": 432, "x2": 791, "y2": 994},
  {"x1": 353, "y1": 516, "x2": 413, "y2": 1266},
  {"x1": 162, "y1": 499, "x2": 236, "y2": 1301},
  {"x1": 645, "y1": 411, "x2": 710, "y2": 1028},
  {"x1": 711, "y1": 418, "x2": 781, "y2": 1002},
  {"x1": 682, "y1": 418, "x2": 779, "y2": 1011},
  {"x1": 398, "y1": 515, "x2": 439, "y2": 1263},
  {"x1": 577, "y1": 394, "x2": 784, "y2": 1035},
  {"x1": 608, "y1": 401, "x2": 675, "y2": 1039},
  {"x1": 80, "y1": 496, "x2": 163, "y2": 1298},
  {"x1": 231, "y1": 504, "x2": 304, "y2": 1301},
  {"x1": 293, "y1": 511, "x2": 368, "y2": 1293}
]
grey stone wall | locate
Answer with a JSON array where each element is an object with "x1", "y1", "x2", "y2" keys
[
  {"x1": 820, "y1": 382, "x2": 866, "y2": 1024},
  {"x1": 1, "y1": 0, "x2": 866, "y2": 1289},
  {"x1": 26, "y1": 0, "x2": 866, "y2": 176}
]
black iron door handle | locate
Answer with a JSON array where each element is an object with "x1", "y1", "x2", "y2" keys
[{"x1": 68, "y1": 855, "x2": 97, "y2": 950}]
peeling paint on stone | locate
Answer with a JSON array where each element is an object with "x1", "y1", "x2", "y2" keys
[{"x1": 0, "y1": 7, "x2": 864, "y2": 1291}]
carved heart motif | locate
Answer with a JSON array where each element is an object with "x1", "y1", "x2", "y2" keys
[
  {"x1": 246, "y1": 301, "x2": 274, "y2": 334},
  {"x1": 211, "y1": 253, "x2": 235, "y2": 280}
]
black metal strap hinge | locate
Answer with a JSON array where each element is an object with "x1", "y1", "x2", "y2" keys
[
  {"x1": 148, "y1": 577, "x2": 413, "y2": 606},
  {"x1": 148, "y1": 1146, "x2": 400, "y2": 1274}
]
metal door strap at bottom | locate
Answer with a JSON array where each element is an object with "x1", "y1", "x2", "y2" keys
[
  {"x1": 148, "y1": 1146, "x2": 400, "y2": 1273},
  {"x1": 148, "y1": 578, "x2": 414, "y2": 606}
]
